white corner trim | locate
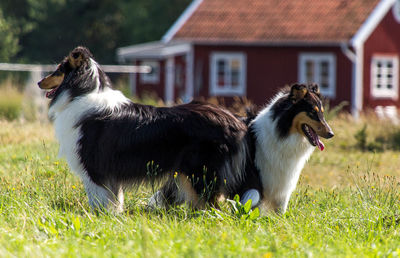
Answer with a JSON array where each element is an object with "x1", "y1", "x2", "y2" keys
[
  {"x1": 353, "y1": 45, "x2": 364, "y2": 118},
  {"x1": 351, "y1": 0, "x2": 396, "y2": 48},
  {"x1": 165, "y1": 57, "x2": 175, "y2": 104},
  {"x1": 394, "y1": 0, "x2": 400, "y2": 22},
  {"x1": 162, "y1": 0, "x2": 204, "y2": 43},
  {"x1": 184, "y1": 45, "x2": 194, "y2": 102}
]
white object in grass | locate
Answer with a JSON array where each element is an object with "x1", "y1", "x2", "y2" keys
[{"x1": 241, "y1": 189, "x2": 260, "y2": 208}]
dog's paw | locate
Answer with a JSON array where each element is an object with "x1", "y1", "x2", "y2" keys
[{"x1": 148, "y1": 190, "x2": 166, "y2": 209}]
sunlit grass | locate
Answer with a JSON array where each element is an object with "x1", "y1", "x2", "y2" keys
[{"x1": 1, "y1": 116, "x2": 400, "y2": 257}]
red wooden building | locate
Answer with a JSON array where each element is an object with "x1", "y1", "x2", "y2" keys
[{"x1": 117, "y1": 0, "x2": 400, "y2": 116}]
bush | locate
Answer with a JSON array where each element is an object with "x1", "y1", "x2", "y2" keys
[
  {"x1": 0, "y1": 86, "x2": 23, "y2": 121},
  {"x1": 354, "y1": 124, "x2": 368, "y2": 151},
  {"x1": 389, "y1": 129, "x2": 400, "y2": 150}
]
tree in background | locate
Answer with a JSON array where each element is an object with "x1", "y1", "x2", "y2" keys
[
  {"x1": 0, "y1": 9, "x2": 20, "y2": 62},
  {"x1": 0, "y1": 0, "x2": 191, "y2": 64}
]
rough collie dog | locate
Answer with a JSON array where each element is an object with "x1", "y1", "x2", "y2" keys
[
  {"x1": 236, "y1": 83, "x2": 334, "y2": 214},
  {"x1": 38, "y1": 46, "x2": 247, "y2": 212}
]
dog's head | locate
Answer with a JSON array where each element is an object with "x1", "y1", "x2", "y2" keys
[
  {"x1": 272, "y1": 83, "x2": 334, "y2": 151},
  {"x1": 288, "y1": 83, "x2": 334, "y2": 150},
  {"x1": 38, "y1": 46, "x2": 95, "y2": 99}
]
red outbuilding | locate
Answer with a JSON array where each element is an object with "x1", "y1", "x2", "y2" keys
[{"x1": 117, "y1": 0, "x2": 400, "y2": 116}]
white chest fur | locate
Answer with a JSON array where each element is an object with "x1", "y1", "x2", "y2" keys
[
  {"x1": 48, "y1": 88, "x2": 129, "y2": 176},
  {"x1": 251, "y1": 105, "x2": 314, "y2": 213}
]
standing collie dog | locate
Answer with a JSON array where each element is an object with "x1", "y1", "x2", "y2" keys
[
  {"x1": 38, "y1": 47, "x2": 247, "y2": 212},
  {"x1": 236, "y1": 84, "x2": 334, "y2": 214}
]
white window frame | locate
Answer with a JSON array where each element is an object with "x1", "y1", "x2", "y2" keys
[
  {"x1": 393, "y1": 0, "x2": 400, "y2": 23},
  {"x1": 371, "y1": 55, "x2": 399, "y2": 99},
  {"x1": 298, "y1": 53, "x2": 336, "y2": 98},
  {"x1": 210, "y1": 52, "x2": 246, "y2": 96},
  {"x1": 140, "y1": 60, "x2": 160, "y2": 84}
]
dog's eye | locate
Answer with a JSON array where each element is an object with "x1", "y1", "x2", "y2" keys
[{"x1": 73, "y1": 53, "x2": 80, "y2": 59}]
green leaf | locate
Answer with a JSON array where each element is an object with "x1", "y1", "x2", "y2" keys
[
  {"x1": 249, "y1": 207, "x2": 260, "y2": 220},
  {"x1": 233, "y1": 194, "x2": 240, "y2": 203},
  {"x1": 244, "y1": 199, "x2": 252, "y2": 214},
  {"x1": 73, "y1": 216, "x2": 81, "y2": 231}
]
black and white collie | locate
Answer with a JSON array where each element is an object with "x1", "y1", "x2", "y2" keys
[
  {"x1": 236, "y1": 84, "x2": 334, "y2": 214},
  {"x1": 38, "y1": 46, "x2": 247, "y2": 212}
]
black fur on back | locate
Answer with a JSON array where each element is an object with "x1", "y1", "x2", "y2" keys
[{"x1": 76, "y1": 101, "x2": 247, "y2": 190}]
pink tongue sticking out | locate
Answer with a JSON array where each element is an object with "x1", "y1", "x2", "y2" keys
[
  {"x1": 317, "y1": 140, "x2": 325, "y2": 151},
  {"x1": 45, "y1": 87, "x2": 57, "y2": 98}
]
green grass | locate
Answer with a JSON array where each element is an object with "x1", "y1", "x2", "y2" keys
[{"x1": 1, "y1": 118, "x2": 400, "y2": 257}]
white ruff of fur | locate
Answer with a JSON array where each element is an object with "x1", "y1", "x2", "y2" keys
[
  {"x1": 251, "y1": 92, "x2": 315, "y2": 213},
  {"x1": 48, "y1": 58, "x2": 128, "y2": 211}
]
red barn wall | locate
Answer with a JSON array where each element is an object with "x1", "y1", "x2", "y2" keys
[
  {"x1": 363, "y1": 9, "x2": 400, "y2": 108},
  {"x1": 193, "y1": 45, "x2": 352, "y2": 107},
  {"x1": 135, "y1": 60, "x2": 165, "y2": 100}
]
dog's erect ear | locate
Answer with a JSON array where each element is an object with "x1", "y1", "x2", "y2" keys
[
  {"x1": 289, "y1": 84, "x2": 308, "y2": 103},
  {"x1": 309, "y1": 83, "x2": 320, "y2": 94},
  {"x1": 68, "y1": 50, "x2": 84, "y2": 69}
]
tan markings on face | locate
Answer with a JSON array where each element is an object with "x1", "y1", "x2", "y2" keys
[
  {"x1": 38, "y1": 73, "x2": 64, "y2": 89},
  {"x1": 314, "y1": 106, "x2": 319, "y2": 112},
  {"x1": 68, "y1": 53, "x2": 83, "y2": 69},
  {"x1": 321, "y1": 106, "x2": 324, "y2": 113},
  {"x1": 290, "y1": 111, "x2": 330, "y2": 137}
]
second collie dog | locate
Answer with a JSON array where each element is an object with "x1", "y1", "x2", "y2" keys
[
  {"x1": 38, "y1": 46, "x2": 247, "y2": 212},
  {"x1": 237, "y1": 83, "x2": 334, "y2": 213}
]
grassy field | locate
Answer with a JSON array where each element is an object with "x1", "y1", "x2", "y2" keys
[{"x1": 1, "y1": 115, "x2": 400, "y2": 257}]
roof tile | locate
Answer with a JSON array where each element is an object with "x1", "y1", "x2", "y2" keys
[{"x1": 173, "y1": 0, "x2": 381, "y2": 43}]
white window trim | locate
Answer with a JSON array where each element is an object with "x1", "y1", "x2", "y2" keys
[
  {"x1": 210, "y1": 52, "x2": 246, "y2": 96},
  {"x1": 298, "y1": 53, "x2": 336, "y2": 98},
  {"x1": 370, "y1": 55, "x2": 399, "y2": 99},
  {"x1": 393, "y1": 0, "x2": 400, "y2": 23},
  {"x1": 140, "y1": 60, "x2": 160, "y2": 84}
]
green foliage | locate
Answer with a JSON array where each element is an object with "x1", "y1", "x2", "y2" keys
[
  {"x1": 0, "y1": 0, "x2": 192, "y2": 64},
  {"x1": 354, "y1": 124, "x2": 368, "y2": 151},
  {"x1": 324, "y1": 101, "x2": 348, "y2": 121},
  {"x1": 228, "y1": 194, "x2": 260, "y2": 221},
  {"x1": 353, "y1": 123, "x2": 400, "y2": 152},
  {"x1": 388, "y1": 129, "x2": 400, "y2": 151},
  {"x1": 0, "y1": 87, "x2": 22, "y2": 120},
  {"x1": 0, "y1": 9, "x2": 19, "y2": 62}
]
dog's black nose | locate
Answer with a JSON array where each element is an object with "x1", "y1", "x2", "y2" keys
[{"x1": 326, "y1": 131, "x2": 334, "y2": 138}]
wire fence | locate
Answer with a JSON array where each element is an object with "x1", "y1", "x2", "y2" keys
[{"x1": 0, "y1": 63, "x2": 151, "y2": 73}]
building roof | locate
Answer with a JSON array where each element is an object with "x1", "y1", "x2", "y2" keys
[{"x1": 170, "y1": 0, "x2": 383, "y2": 44}]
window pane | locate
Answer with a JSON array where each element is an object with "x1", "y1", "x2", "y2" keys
[
  {"x1": 231, "y1": 59, "x2": 241, "y2": 88},
  {"x1": 373, "y1": 58, "x2": 397, "y2": 92},
  {"x1": 217, "y1": 60, "x2": 226, "y2": 86},
  {"x1": 320, "y1": 61, "x2": 329, "y2": 89},
  {"x1": 320, "y1": 61, "x2": 329, "y2": 76},
  {"x1": 306, "y1": 61, "x2": 314, "y2": 82}
]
